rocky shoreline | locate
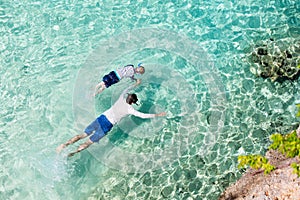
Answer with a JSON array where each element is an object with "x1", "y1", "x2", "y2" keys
[
  {"x1": 219, "y1": 39, "x2": 300, "y2": 200},
  {"x1": 219, "y1": 149, "x2": 300, "y2": 200}
]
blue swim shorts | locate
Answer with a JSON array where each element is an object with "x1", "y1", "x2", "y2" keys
[
  {"x1": 84, "y1": 119, "x2": 106, "y2": 143},
  {"x1": 97, "y1": 114, "x2": 113, "y2": 133},
  {"x1": 102, "y1": 71, "x2": 120, "y2": 88}
]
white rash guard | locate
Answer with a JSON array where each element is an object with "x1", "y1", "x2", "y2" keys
[{"x1": 102, "y1": 86, "x2": 155, "y2": 125}]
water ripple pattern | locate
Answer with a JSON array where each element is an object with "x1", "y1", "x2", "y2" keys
[{"x1": 0, "y1": 0, "x2": 299, "y2": 199}]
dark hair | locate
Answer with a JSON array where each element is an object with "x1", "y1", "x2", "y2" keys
[{"x1": 126, "y1": 93, "x2": 138, "y2": 105}]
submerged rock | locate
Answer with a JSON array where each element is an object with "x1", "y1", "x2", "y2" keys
[{"x1": 248, "y1": 39, "x2": 300, "y2": 82}]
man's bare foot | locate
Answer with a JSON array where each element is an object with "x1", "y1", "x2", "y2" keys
[{"x1": 56, "y1": 144, "x2": 66, "y2": 153}]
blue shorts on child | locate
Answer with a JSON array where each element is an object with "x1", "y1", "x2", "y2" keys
[{"x1": 102, "y1": 71, "x2": 120, "y2": 88}]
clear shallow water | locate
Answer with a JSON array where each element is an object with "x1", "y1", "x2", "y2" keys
[{"x1": 0, "y1": 0, "x2": 299, "y2": 199}]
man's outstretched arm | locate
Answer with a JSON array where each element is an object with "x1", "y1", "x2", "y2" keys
[
  {"x1": 130, "y1": 109, "x2": 166, "y2": 119},
  {"x1": 155, "y1": 112, "x2": 167, "y2": 117}
]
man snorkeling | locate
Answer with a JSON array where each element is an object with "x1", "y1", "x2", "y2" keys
[{"x1": 57, "y1": 81, "x2": 166, "y2": 157}]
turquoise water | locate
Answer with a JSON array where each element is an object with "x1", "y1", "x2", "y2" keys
[{"x1": 0, "y1": 0, "x2": 299, "y2": 199}]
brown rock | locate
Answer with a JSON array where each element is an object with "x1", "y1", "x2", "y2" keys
[{"x1": 219, "y1": 150, "x2": 300, "y2": 200}]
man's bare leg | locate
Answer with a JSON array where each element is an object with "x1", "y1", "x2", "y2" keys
[
  {"x1": 56, "y1": 133, "x2": 88, "y2": 153},
  {"x1": 68, "y1": 139, "x2": 93, "y2": 157}
]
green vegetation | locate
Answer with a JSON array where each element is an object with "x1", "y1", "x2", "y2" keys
[
  {"x1": 291, "y1": 163, "x2": 300, "y2": 176},
  {"x1": 238, "y1": 130, "x2": 300, "y2": 176},
  {"x1": 296, "y1": 104, "x2": 300, "y2": 117},
  {"x1": 238, "y1": 155, "x2": 275, "y2": 174},
  {"x1": 269, "y1": 131, "x2": 300, "y2": 157}
]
